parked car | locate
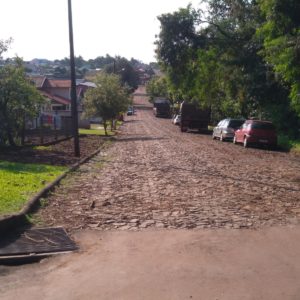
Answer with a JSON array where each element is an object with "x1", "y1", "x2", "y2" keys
[
  {"x1": 173, "y1": 114, "x2": 181, "y2": 125},
  {"x1": 233, "y1": 119, "x2": 277, "y2": 148},
  {"x1": 127, "y1": 107, "x2": 134, "y2": 116},
  {"x1": 179, "y1": 101, "x2": 211, "y2": 132},
  {"x1": 153, "y1": 98, "x2": 171, "y2": 118},
  {"x1": 212, "y1": 118, "x2": 245, "y2": 141}
]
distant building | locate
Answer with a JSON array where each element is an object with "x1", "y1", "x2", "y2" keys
[{"x1": 30, "y1": 75, "x2": 95, "y2": 118}]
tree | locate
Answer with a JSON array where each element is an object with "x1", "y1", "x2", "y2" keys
[
  {"x1": 0, "y1": 58, "x2": 44, "y2": 146},
  {"x1": 257, "y1": 0, "x2": 300, "y2": 115},
  {"x1": 155, "y1": 1, "x2": 298, "y2": 133},
  {"x1": 0, "y1": 38, "x2": 13, "y2": 58},
  {"x1": 83, "y1": 73, "x2": 131, "y2": 135},
  {"x1": 104, "y1": 57, "x2": 140, "y2": 92},
  {"x1": 155, "y1": 5, "x2": 201, "y2": 98},
  {"x1": 146, "y1": 76, "x2": 169, "y2": 102}
]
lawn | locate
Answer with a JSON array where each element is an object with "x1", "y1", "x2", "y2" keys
[
  {"x1": 79, "y1": 122, "x2": 122, "y2": 136},
  {"x1": 0, "y1": 160, "x2": 67, "y2": 215},
  {"x1": 79, "y1": 128, "x2": 115, "y2": 136}
]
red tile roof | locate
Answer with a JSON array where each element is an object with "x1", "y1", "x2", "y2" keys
[
  {"x1": 30, "y1": 76, "x2": 46, "y2": 88},
  {"x1": 48, "y1": 79, "x2": 71, "y2": 88},
  {"x1": 41, "y1": 91, "x2": 70, "y2": 105}
]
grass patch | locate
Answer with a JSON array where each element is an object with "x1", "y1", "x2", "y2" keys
[
  {"x1": 79, "y1": 122, "x2": 122, "y2": 136},
  {"x1": 25, "y1": 213, "x2": 45, "y2": 226},
  {"x1": 32, "y1": 145, "x2": 52, "y2": 151},
  {"x1": 0, "y1": 160, "x2": 67, "y2": 215},
  {"x1": 90, "y1": 123, "x2": 104, "y2": 130},
  {"x1": 79, "y1": 128, "x2": 115, "y2": 136},
  {"x1": 290, "y1": 140, "x2": 300, "y2": 153},
  {"x1": 278, "y1": 135, "x2": 300, "y2": 153}
]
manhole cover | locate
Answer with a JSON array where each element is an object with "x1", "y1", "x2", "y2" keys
[{"x1": 0, "y1": 227, "x2": 78, "y2": 261}]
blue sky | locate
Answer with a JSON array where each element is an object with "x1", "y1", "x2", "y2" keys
[{"x1": 0, "y1": 0, "x2": 202, "y2": 63}]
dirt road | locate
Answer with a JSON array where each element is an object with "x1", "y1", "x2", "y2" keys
[{"x1": 1, "y1": 90, "x2": 300, "y2": 299}]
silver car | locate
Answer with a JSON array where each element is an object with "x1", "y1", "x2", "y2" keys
[{"x1": 212, "y1": 118, "x2": 245, "y2": 141}]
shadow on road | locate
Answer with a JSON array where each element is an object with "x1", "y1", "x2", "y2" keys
[
  {"x1": 116, "y1": 136, "x2": 167, "y2": 143},
  {"x1": 123, "y1": 119, "x2": 140, "y2": 123},
  {"x1": 133, "y1": 105, "x2": 152, "y2": 110}
]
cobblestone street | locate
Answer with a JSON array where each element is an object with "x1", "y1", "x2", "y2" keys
[
  {"x1": 2, "y1": 91, "x2": 300, "y2": 300},
  {"x1": 37, "y1": 92, "x2": 300, "y2": 231}
]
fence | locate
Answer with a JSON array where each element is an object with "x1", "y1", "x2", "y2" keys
[{"x1": 24, "y1": 115, "x2": 73, "y2": 145}]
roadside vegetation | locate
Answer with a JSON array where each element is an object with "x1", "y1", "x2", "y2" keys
[
  {"x1": 79, "y1": 121, "x2": 122, "y2": 136},
  {"x1": 79, "y1": 128, "x2": 114, "y2": 136},
  {"x1": 79, "y1": 127, "x2": 115, "y2": 136},
  {"x1": 148, "y1": 0, "x2": 300, "y2": 151},
  {"x1": 0, "y1": 39, "x2": 45, "y2": 147},
  {"x1": 0, "y1": 160, "x2": 67, "y2": 215},
  {"x1": 278, "y1": 135, "x2": 300, "y2": 153},
  {"x1": 83, "y1": 73, "x2": 131, "y2": 135}
]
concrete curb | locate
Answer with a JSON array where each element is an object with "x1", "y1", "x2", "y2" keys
[{"x1": 0, "y1": 143, "x2": 111, "y2": 235}]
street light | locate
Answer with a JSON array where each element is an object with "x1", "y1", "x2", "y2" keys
[{"x1": 68, "y1": 0, "x2": 80, "y2": 157}]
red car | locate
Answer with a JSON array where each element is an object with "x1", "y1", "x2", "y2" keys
[{"x1": 233, "y1": 120, "x2": 277, "y2": 148}]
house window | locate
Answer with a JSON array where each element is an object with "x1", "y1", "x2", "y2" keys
[{"x1": 52, "y1": 104, "x2": 67, "y2": 111}]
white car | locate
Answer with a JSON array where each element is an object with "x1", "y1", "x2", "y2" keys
[{"x1": 173, "y1": 114, "x2": 181, "y2": 125}]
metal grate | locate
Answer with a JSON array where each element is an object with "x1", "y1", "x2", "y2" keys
[{"x1": 0, "y1": 227, "x2": 78, "y2": 257}]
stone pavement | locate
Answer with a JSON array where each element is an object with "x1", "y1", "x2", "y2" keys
[{"x1": 37, "y1": 93, "x2": 300, "y2": 231}]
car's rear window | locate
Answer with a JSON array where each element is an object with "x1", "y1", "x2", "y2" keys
[
  {"x1": 251, "y1": 122, "x2": 275, "y2": 130},
  {"x1": 228, "y1": 120, "x2": 244, "y2": 129}
]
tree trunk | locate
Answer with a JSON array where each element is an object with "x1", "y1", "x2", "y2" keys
[
  {"x1": 103, "y1": 120, "x2": 108, "y2": 136},
  {"x1": 3, "y1": 114, "x2": 16, "y2": 147},
  {"x1": 6, "y1": 126, "x2": 16, "y2": 147},
  {"x1": 21, "y1": 114, "x2": 26, "y2": 146}
]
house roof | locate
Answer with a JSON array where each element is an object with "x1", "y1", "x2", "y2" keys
[
  {"x1": 41, "y1": 91, "x2": 70, "y2": 105},
  {"x1": 47, "y1": 79, "x2": 72, "y2": 88},
  {"x1": 78, "y1": 82, "x2": 97, "y2": 88},
  {"x1": 30, "y1": 76, "x2": 46, "y2": 88}
]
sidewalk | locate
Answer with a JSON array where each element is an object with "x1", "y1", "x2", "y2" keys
[{"x1": 1, "y1": 226, "x2": 300, "y2": 300}]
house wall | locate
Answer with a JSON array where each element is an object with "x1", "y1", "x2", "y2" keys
[{"x1": 44, "y1": 87, "x2": 70, "y2": 99}]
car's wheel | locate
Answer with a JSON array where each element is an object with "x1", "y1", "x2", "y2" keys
[
  {"x1": 181, "y1": 126, "x2": 187, "y2": 132},
  {"x1": 243, "y1": 137, "x2": 248, "y2": 148},
  {"x1": 233, "y1": 135, "x2": 237, "y2": 144},
  {"x1": 212, "y1": 133, "x2": 216, "y2": 140}
]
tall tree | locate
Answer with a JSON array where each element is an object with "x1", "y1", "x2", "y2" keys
[
  {"x1": 155, "y1": 5, "x2": 201, "y2": 99},
  {"x1": 104, "y1": 57, "x2": 140, "y2": 92},
  {"x1": 257, "y1": 0, "x2": 300, "y2": 115},
  {"x1": 146, "y1": 76, "x2": 169, "y2": 102},
  {"x1": 155, "y1": 1, "x2": 297, "y2": 132}
]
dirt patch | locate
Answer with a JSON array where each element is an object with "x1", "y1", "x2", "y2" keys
[{"x1": 0, "y1": 135, "x2": 110, "y2": 167}]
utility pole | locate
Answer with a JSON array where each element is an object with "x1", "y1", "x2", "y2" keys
[{"x1": 68, "y1": 0, "x2": 80, "y2": 157}]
